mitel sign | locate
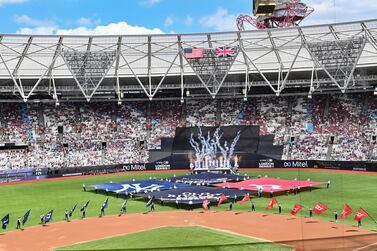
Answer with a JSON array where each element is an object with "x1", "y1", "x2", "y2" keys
[
  {"x1": 122, "y1": 164, "x2": 146, "y2": 171},
  {"x1": 283, "y1": 161, "x2": 309, "y2": 168}
]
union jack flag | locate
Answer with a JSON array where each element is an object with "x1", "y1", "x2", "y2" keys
[{"x1": 215, "y1": 46, "x2": 236, "y2": 58}]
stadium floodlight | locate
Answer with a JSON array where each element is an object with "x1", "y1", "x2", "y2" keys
[
  {"x1": 253, "y1": 0, "x2": 276, "y2": 16},
  {"x1": 238, "y1": 0, "x2": 314, "y2": 31}
]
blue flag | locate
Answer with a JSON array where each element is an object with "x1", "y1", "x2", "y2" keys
[
  {"x1": 102, "y1": 198, "x2": 109, "y2": 209},
  {"x1": 69, "y1": 204, "x2": 77, "y2": 217},
  {"x1": 44, "y1": 210, "x2": 53, "y2": 223},
  {"x1": 146, "y1": 196, "x2": 155, "y2": 207},
  {"x1": 1, "y1": 214, "x2": 9, "y2": 230},
  {"x1": 121, "y1": 199, "x2": 128, "y2": 209},
  {"x1": 22, "y1": 209, "x2": 31, "y2": 226},
  {"x1": 81, "y1": 201, "x2": 90, "y2": 212}
]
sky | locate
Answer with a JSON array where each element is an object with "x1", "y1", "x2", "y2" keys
[{"x1": 0, "y1": 0, "x2": 376, "y2": 35}]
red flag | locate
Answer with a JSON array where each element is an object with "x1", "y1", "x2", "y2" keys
[
  {"x1": 217, "y1": 194, "x2": 227, "y2": 206},
  {"x1": 240, "y1": 194, "x2": 250, "y2": 205},
  {"x1": 340, "y1": 204, "x2": 353, "y2": 220},
  {"x1": 312, "y1": 202, "x2": 329, "y2": 215},
  {"x1": 291, "y1": 204, "x2": 304, "y2": 215},
  {"x1": 354, "y1": 208, "x2": 369, "y2": 221},
  {"x1": 266, "y1": 197, "x2": 277, "y2": 209},
  {"x1": 202, "y1": 198, "x2": 209, "y2": 210}
]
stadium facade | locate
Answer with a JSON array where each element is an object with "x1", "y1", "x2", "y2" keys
[
  {"x1": 0, "y1": 19, "x2": 376, "y2": 103},
  {"x1": 0, "y1": 19, "x2": 376, "y2": 177}
]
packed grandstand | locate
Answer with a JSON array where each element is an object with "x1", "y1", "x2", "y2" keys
[
  {"x1": 0, "y1": 1, "x2": 377, "y2": 250},
  {"x1": 0, "y1": 18, "x2": 377, "y2": 170},
  {"x1": 0, "y1": 92, "x2": 376, "y2": 169}
]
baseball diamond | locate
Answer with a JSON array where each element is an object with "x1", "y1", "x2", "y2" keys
[{"x1": 0, "y1": 1, "x2": 377, "y2": 251}]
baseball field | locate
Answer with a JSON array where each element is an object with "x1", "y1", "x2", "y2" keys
[
  {"x1": 57, "y1": 226, "x2": 292, "y2": 251},
  {"x1": 0, "y1": 168, "x2": 376, "y2": 250}
]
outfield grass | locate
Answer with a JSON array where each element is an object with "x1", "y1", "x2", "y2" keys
[
  {"x1": 0, "y1": 169, "x2": 376, "y2": 232},
  {"x1": 56, "y1": 226, "x2": 292, "y2": 251},
  {"x1": 0, "y1": 171, "x2": 188, "y2": 231},
  {"x1": 240, "y1": 169, "x2": 377, "y2": 231}
]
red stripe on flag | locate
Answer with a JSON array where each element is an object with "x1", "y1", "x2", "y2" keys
[
  {"x1": 217, "y1": 194, "x2": 227, "y2": 206},
  {"x1": 266, "y1": 197, "x2": 277, "y2": 209},
  {"x1": 240, "y1": 194, "x2": 250, "y2": 205},
  {"x1": 354, "y1": 208, "x2": 368, "y2": 221},
  {"x1": 291, "y1": 204, "x2": 304, "y2": 215},
  {"x1": 340, "y1": 204, "x2": 352, "y2": 220},
  {"x1": 312, "y1": 202, "x2": 328, "y2": 215}
]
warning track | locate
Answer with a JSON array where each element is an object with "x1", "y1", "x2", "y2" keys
[{"x1": 0, "y1": 211, "x2": 376, "y2": 251}]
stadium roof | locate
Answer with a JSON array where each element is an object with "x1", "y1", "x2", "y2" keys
[{"x1": 0, "y1": 19, "x2": 376, "y2": 102}]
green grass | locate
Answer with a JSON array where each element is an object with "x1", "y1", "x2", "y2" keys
[
  {"x1": 240, "y1": 170, "x2": 377, "y2": 231},
  {"x1": 0, "y1": 169, "x2": 376, "y2": 232},
  {"x1": 0, "y1": 171, "x2": 188, "y2": 231},
  {"x1": 56, "y1": 226, "x2": 291, "y2": 251}
]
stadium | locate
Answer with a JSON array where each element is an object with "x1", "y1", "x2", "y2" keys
[{"x1": 0, "y1": 0, "x2": 376, "y2": 250}]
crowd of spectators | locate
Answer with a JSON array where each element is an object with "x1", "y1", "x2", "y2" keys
[
  {"x1": 149, "y1": 101, "x2": 182, "y2": 149},
  {"x1": 186, "y1": 99, "x2": 217, "y2": 127},
  {"x1": 0, "y1": 93, "x2": 376, "y2": 170},
  {"x1": 250, "y1": 97, "x2": 288, "y2": 145},
  {"x1": 0, "y1": 104, "x2": 28, "y2": 143},
  {"x1": 289, "y1": 134, "x2": 329, "y2": 160}
]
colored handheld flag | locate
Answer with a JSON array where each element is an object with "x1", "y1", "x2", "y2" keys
[
  {"x1": 266, "y1": 197, "x2": 277, "y2": 209},
  {"x1": 202, "y1": 197, "x2": 209, "y2": 210},
  {"x1": 217, "y1": 194, "x2": 228, "y2": 206},
  {"x1": 215, "y1": 47, "x2": 236, "y2": 58},
  {"x1": 183, "y1": 48, "x2": 204, "y2": 59},
  {"x1": 312, "y1": 202, "x2": 329, "y2": 215},
  {"x1": 69, "y1": 204, "x2": 77, "y2": 217},
  {"x1": 354, "y1": 208, "x2": 369, "y2": 221},
  {"x1": 291, "y1": 204, "x2": 304, "y2": 215},
  {"x1": 22, "y1": 209, "x2": 31, "y2": 226},
  {"x1": 340, "y1": 204, "x2": 353, "y2": 220},
  {"x1": 146, "y1": 196, "x2": 155, "y2": 208},
  {"x1": 240, "y1": 194, "x2": 250, "y2": 205},
  {"x1": 44, "y1": 210, "x2": 53, "y2": 223},
  {"x1": 1, "y1": 214, "x2": 9, "y2": 230},
  {"x1": 81, "y1": 201, "x2": 90, "y2": 212},
  {"x1": 121, "y1": 199, "x2": 128, "y2": 208},
  {"x1": 102, "y1": 198, "x2": 109, "y2": 209}
]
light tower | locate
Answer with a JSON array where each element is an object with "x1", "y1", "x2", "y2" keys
[{"x1": 237, "y1": 0, "x2": 314, "y2": 31}]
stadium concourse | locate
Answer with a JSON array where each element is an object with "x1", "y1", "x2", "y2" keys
[{"x1": 0, "y1": 94, "x2": 376, "y2": 170}]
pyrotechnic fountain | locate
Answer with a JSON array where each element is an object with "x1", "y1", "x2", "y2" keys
[{"x1": 189, "y1": 127, "x2": 241, "y2": 174}]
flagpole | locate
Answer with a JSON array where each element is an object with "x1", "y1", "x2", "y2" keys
[{"x1": 362, "y1": 208, "x2": 377, "y2": 225}]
